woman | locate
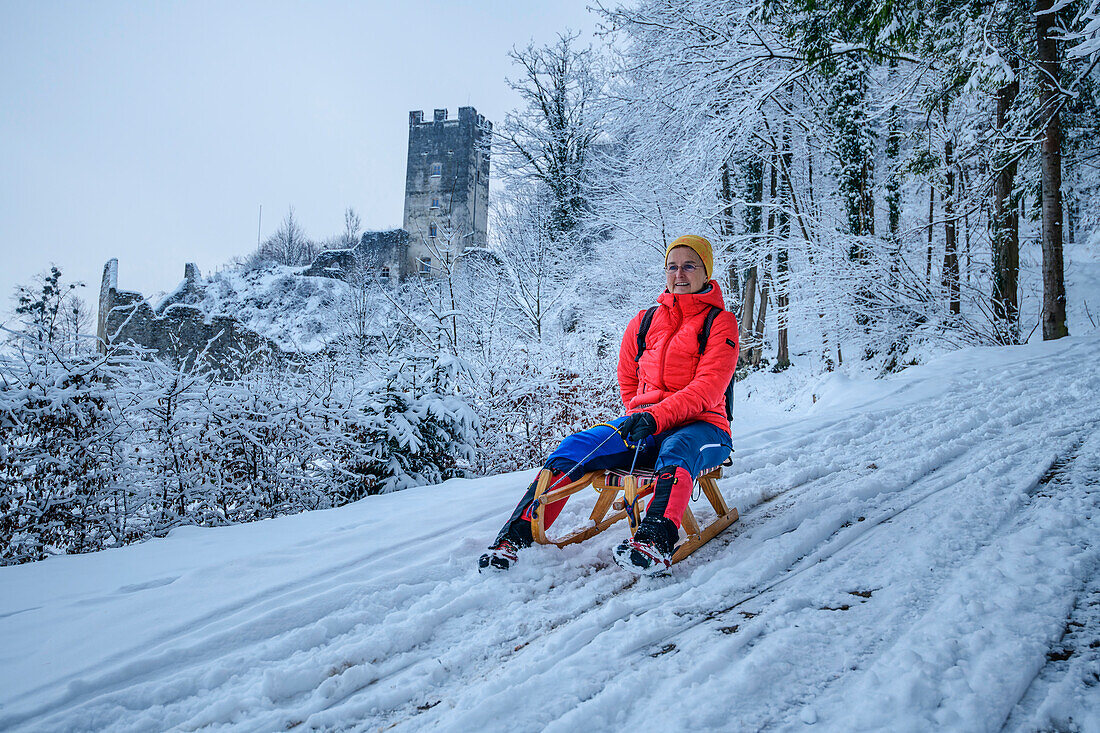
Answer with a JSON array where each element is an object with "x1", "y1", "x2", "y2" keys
[{"x1": 480, "y1": 234, "x2": 740, "y2": 574}]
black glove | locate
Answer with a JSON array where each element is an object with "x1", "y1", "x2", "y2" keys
[{"x1": 618, "y1": 412, "x2": 657, "y2": 444}]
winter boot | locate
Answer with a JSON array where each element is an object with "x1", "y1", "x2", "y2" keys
[
  {"x1": 613, "y1": 515, "x2": 679, "y2": 575},
  {"x1": 478, "y1": 519, "x2": 533, "y2": 572}
]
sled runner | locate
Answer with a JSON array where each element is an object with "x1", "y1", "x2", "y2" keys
[{"x1": 528, "y1": 463, "x2": 738, "y2": 565}]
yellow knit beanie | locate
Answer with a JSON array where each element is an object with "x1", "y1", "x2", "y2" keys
[{"x1": 665, "y1": 235, "x2": 714, "y2": 279}]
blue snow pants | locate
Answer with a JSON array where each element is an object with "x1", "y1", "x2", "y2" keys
[
  {"x1": 545, "y1": 416, "x2": 732, "y2": 481},
  {"x1": 501, "y1": 416, "x2": 732, "y2": 533}
]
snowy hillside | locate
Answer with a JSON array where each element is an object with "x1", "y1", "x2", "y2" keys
[
  {"x1": 157, "y1": 266, "x2": 358, "y2": 353},
  {"x1": 2, "y1": 336, "x2": 1099, "y2": 732}
]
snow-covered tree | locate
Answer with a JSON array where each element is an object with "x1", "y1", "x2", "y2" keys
[{"x1": 496, "y1": 31, "x2": 605, "y2": 242}]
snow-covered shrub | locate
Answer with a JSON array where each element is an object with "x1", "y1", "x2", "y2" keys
[
  {"x1": 0, "y1": 334, "x2": 131, "y2": 563},
  {"x1": 0, "y1": 332, "x2": 480, "y2": 564},
  {"x1": 468, "y1": 350, "x2": 619, "y2": 475},
  {"x1": 331, "y1": 354, "x2": 478, "y2": 498}
]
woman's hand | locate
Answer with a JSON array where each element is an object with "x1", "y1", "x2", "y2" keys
[{"x1": 618, "y1": 412, "x2": 657, "y2": 443}]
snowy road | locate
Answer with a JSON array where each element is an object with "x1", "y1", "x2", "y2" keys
[{"x1": 2, "y1": 337, "x2": 1098, "y2": 731}]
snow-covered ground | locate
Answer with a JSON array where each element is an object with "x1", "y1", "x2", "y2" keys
[{"x1": 2, "y1": 335, "x2": 1099, "y2": 732}]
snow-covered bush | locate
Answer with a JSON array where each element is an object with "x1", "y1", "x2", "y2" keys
[
  {"x1": 0, "y1": 333, "x2": 479, "y2": 564},
  {"x1": 0, "y1": 335, "x2": 132, "y2": 563},
  {"x1": 468, "y1": 348, "x2": 620, "y2": 475},
  {"x1": 331, "y1": 354, "x2": 478, "y2": 498}
]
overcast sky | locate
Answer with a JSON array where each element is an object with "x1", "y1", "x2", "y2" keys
[{"x1": 0, "y1": 0, "x2": 599, "y2": 323}]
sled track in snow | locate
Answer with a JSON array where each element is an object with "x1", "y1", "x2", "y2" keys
[
  {"x1": 624, "y1": 445, "x2": 982, "y2": 657},
  {"x1": 997, "y1": 434, "x2": 1100, "y2": 732},
  {"x1": 0, "y1": 509, "x2": 506, "y2": 731},
  {"x1": 998, "y1": 568, "x2": 1100, "y2": 732},
  {"x1": 276, "y1": 400, "x2": 1100, "y2": 730},
  {"x1": 634, "y1": 418, "x2": 1100, "y2": 659}
]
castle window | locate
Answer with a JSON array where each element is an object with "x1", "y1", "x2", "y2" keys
[
  {"x1": 431, "y1": 198, "x2": 440, "y2": 209},
  {"x1": 380, "y1": 266, "x2": 390, "y2": 281},
  {"x1": 418, "y1": 257, "x2": 432, "y2": 276},
  {"x1": 430, "y1": 162, "x2": 442, "y2": 177},
  {"x1": 429, "y1": 223, "x2": 438, "y2": 238}
]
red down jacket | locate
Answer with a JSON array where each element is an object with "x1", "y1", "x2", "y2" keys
[{"x1": 617, "y1": 280, "x2": 740, "y2": 436}]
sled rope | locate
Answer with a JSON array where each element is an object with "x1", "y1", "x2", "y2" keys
[
  {"x1": 626, "y1": 492, "x2": 645, "y2": 531},
  {"x1": 538, "y1": 426, "x2": 629, "y2": 505}
]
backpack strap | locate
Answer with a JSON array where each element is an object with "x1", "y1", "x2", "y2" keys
[
  {"x1": 697, "y1": 305, "x2": 736, "y2": 422},
  {"x1": 634, "y1": 306, "x2": 659, "y2": 362},
  {"x1": 698, "y1": 306, "x2": 722, "y2": 354}
]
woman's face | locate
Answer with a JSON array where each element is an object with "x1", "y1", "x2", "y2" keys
[{"x1": 665, "y1": 246, "x2": 708, "y2": 294}]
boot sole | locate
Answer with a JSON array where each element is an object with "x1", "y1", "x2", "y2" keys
[
  {"x1": 613, "y1": 545, "x2": 671, "y2": 576},
  {"x1": 478, "y1": 552, "x2": 515, "y2": 572}
]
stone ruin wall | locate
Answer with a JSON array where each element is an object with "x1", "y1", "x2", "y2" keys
[
  {"x1": 303, "y1": 229, "x2": 409, "y2": 280},
  {"x1": 96, "y1": 230, "x2": 409, "y2": 374},
  {"x1": 97, "y1": 258, "x2": 284, "y2": 375}
]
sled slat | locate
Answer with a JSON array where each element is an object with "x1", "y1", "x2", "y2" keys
[
  {"x1": 699, "y1": 475, "x2": 729, "y2": 516},
  {"x1": 671, "y1": 508, "x2": 739, "y2": 565},
  {"x1": 613, "y1": 484, "x2": 654, "y2": 512},
  {"x1": 588, "y1": 485, "x2": 619, "y2": 524},
  {"x1": 623, "y1": 475, "x2": 643, "y2": 536},
  {"x1": 529, "y1": 469, "x2": 555, "y2": 545},
  {"x1": 681, "y1": 505, "x2": 701, "y2": 537}
]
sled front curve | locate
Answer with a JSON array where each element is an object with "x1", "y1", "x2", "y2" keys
[{"x1": 529, "y1": 465, "x2": 738, "y2": 565}]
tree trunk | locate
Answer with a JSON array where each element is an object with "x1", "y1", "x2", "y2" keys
[
  {"x1": 807, "y1": 148, "x2": 817, "y2": 221},
  {"x1": 1036, "y1": 0, "x2": 1069, "y2": 340},
  {"x1": 926, "y1": 184, "x2": 935, "y2": 282},
  {"x1": 962, "y1": 168, "x2": 971, "y2": 286},
  {"x1": 805, "y1": 145, "x2": 832, "y2": 370},
  {"x1": 739, "y1": 157, "x2": 764, "y2": 364},
  {"x1": 1066, "y1": 192, "x2": 1076, "y2": 244},
  {"x1": 943, "y1": 135, "x2": 960, "y2": 315},
  {"x1": 753, "y1": 255, "x2": 771, "y2": 368},
  {"x1": 886, "y1": 59, "x2": 901, "y2": 276},
  {"x1": 720, "y1": 160, "x2": 740, "y2": 295},
  {"x1": 776, "y1": 121, "x2": 792, "y2": 369},
  {"x1": 751, "y1": 159, "x2": 779, "y2": 366},
  {"x1": 740, "y1": 266, "x2": 757, "y2": 365},
  {"x1": 992, "y1": 67, "x2": 1020, "y2": 341},
  {"x1": 776, "y1": 254, "x2": 789, "y2": 368}
]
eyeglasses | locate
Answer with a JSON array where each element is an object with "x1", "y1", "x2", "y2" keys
[{"x1": 665, "y1": 263, "x2": 699, "y2": 274}]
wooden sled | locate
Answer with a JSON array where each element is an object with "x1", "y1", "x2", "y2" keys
[{"x1": 529, "y1": 463, "x2": 739, "y2": 565}]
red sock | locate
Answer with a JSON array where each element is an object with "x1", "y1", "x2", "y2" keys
[
  {"x1": 520, "y1": 471, "x2": 567, "y2": 528},
  {"x1": 646, "y1": 466, "x2": 694, "y2": 528}
]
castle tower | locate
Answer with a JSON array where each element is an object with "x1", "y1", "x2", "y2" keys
[{"x1": 403, "y1": 106, "x2": 491, "y2": 276}]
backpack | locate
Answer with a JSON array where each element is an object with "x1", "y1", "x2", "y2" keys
[{"x1": 634, "y1": 305, "x2": 736, "y2": 422}]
